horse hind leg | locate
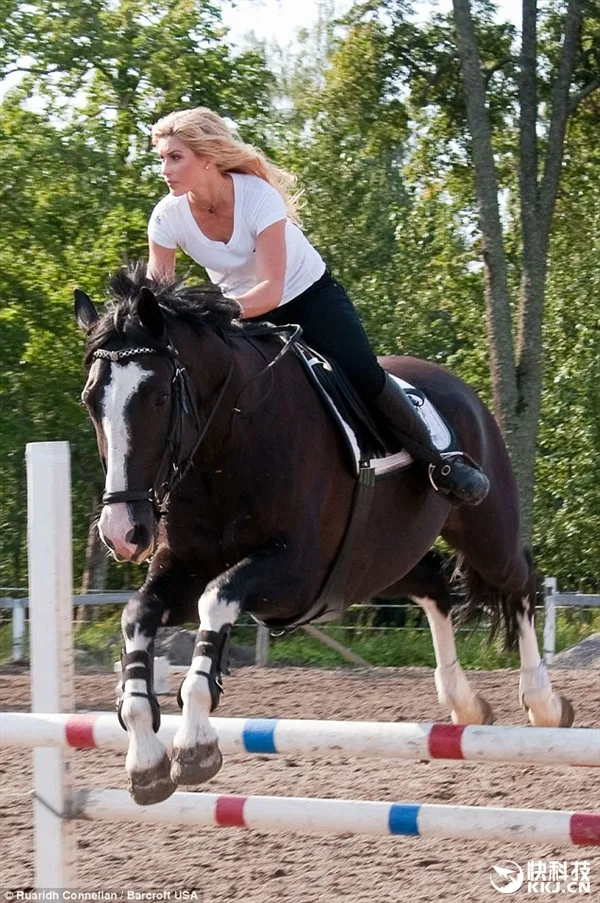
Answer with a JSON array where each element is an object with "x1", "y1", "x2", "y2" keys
[
  {"x1": 389, "y1": 553, "x2": 493, "y2": 724},
  {"x1": 450, "y1": 543, "x2": 574, "y2": 728},
  {"x1": 516, "y1": 592, "x2": 575, "y2": 727},
  {"x1": 414, "y1": 595, "x2": 494, "y2": 725}
]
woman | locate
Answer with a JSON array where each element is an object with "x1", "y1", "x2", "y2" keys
[{"x1": 147, "y1": 107, "x2": 489, "y2": 506}]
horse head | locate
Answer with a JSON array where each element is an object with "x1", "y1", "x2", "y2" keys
[{"x1": 75, "y1": 262, "x2": 240, "y2": 563}]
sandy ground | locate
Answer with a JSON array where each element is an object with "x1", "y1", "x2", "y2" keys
[{"x1": 0, "y1": 665, "x2": 598, "y2": 903}]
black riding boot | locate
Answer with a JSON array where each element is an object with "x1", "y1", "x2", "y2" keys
[{"x1": 373, "y1": 374, "x2": 490, "y2": 506}]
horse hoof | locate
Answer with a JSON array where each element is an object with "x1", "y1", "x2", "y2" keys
[
  {"x1": 450, "y1": 695, "x2": 494, "y2": 726},
  {"x1": 475, "y1": 695, "x2": 495, "y2": 724},
  {"x1": 128, "y1": 752, "x2": 177, "y2": 806},
  {"x1": 171, "y1": 741, "x2": 223, "y2": 786},
  {"x1": 558, "y1": 695, "x2": 575, "y2": 727},
  {"x1": 524, "y1": 694, "x2": 575, "y2": 728}
]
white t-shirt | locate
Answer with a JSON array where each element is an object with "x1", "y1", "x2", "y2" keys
[{"x1": 148, "y1": 172, "x2": 325, "y2": 305}]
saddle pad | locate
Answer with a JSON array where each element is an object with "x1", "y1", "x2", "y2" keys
[{"x1": 297, "y1": 344, "x2": 454, "y2": 477}]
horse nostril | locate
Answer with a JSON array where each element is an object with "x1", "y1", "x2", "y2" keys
[{"x1": 126, "y1": 524, "x2": 150, "y2": 549}]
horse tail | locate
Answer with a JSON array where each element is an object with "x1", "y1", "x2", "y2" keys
[{"x1": 451, "y1": 549, "x2": 540, "y2": 652}]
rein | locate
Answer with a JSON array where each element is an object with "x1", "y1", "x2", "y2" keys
[{"x1": 93, "y1": 322, "x2": 299, "y2": 517}]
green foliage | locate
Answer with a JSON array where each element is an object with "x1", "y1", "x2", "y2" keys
[
  {"x1": 2, "y1": 606, "x2": 596, "y2": 668},
  {"x1": 0, "y1": 0, "x2": 597, "y2": 593},
  {"x1": 273, "y1": 0, "x2": 599, "y2": 583},
  {"x1": 0, "y1": 0, "x2": 276, "y2": 589}
]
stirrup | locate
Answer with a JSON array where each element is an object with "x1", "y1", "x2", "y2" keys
[{"x1": 428, "y1": 451, "x2": 488, "y2": 507}]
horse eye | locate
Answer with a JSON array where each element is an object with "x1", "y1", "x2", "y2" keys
[{"x1": 154, "y1": 393, "x2": 169, "y2": 407}]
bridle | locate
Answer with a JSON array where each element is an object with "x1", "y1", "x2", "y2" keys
[
  {"x1": 92, "y1": 322, "x2": 301, "y2": 518},
  {"x1": 93, "y1": 338, "x2": 234, "y2": 518}
]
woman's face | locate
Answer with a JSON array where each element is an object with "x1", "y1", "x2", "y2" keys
[{"x1": 156, "y1": 136, "x2": 208, "y2": 196}]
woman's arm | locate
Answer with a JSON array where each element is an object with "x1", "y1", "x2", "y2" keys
[
  {"x1": 236, "y1": 220, "x2": 287, "y2": 318},
  {"x1": 148, "y1": 240, "x2": 177, "y2": 281}
]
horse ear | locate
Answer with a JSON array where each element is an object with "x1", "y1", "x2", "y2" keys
[
  {"x1": 74, "y1": 289, "x2": 100, "y2": 332},
  {"x1": 136, "y1": 287, "x2": 164, "y2": 339}
]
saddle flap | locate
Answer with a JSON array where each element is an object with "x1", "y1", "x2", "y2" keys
[{"x1": 292, "y1": 341, "x2": 455, "y2": 476}]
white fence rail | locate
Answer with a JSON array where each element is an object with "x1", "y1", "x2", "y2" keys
[
  {"x1": 2, "y1": 581, "x2": 599, "y2": 667},
  {"x1": 542, "y1": 577, "x2": 600, "y2": 664}
]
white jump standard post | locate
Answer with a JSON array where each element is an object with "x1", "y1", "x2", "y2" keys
[{"x1": 26, "y1": 441, "x2": 77, "y2": 887}]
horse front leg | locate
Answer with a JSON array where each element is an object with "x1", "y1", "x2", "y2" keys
[
  {"x1": 517, "y1": 597, "x2": 574, "y2": 727},
  {"x1": 170, "y1": 547, "x2": 292, "y2": 788},
  {"x1": 170, "y1": 581, "x2": 239, "y2": 787},
  {"x1": 119, "y1": 592, "x2": 174, "y2": 805},
  {"x1": 118, "y1": 551, "x2": 205, "y2": 806}
]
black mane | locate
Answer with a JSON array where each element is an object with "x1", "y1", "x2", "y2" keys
[{"x1": 84, "y1": 261, "x2": 242, "y2": 366}]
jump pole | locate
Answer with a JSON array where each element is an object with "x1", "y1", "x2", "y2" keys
[
  {"x1": 26, "y1": 441, "x2": 77, "y2": 887},
  {"x1": 73, "y1": 789, "x2": 600, "y2": 847},
  {"x1": 2, "y1": 712, "x2": 599, "y2": 769}
]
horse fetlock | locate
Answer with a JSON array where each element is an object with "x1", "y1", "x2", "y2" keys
[
  {"x1": 178, "y1": 671, "x2": 213, "y2": 711},
  {"x1": 518, "y1": 664, "x2": 569, "y2": 726},
  {"x1": 171, "y1": 687, "x2": 220, "y2": 786},
  {"x1": 119, "y1": 694, "x2": 156, "y2": 732},
  {"x1": 434, "y1": 664, "x2": 493, "y2": 725}
]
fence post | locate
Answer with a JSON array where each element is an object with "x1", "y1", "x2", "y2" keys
[
  {"x1": 26, "y1": 441, "x2": 77, "y2": 887},
  {"x1": 12, "y1": 600, "x2": 26, "y2": 662},
  {"x1": 543, "y1": 577, "x2": 557, "y2": 665},
  {"x1": 255, "y1": 625, "x2": 270, "y2": 667}
]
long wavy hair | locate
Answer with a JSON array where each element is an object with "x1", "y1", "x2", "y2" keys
[{"x1": 151, "y1": 107, "x2": 302, "y2": 224}]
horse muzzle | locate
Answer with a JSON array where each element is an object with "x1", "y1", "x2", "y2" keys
[{"x1": 98, "y1": 502, "x2": 157, "y2": 563}]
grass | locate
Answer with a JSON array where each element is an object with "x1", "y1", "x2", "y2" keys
[{"x1": 0, "y1": 607, "x2": 597, "y2": 669}]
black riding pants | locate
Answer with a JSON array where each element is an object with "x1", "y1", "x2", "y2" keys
[{"x1": 252, "y1": 270, "x2": 386, "y2": 402}]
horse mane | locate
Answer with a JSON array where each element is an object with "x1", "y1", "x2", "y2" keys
[{"x1": 84, "y1": 261, "x2": 242, "y2": 366}]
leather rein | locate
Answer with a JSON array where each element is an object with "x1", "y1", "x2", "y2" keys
[{"x1": 93, "y1": 323, "x2": 300, "y2": 518}]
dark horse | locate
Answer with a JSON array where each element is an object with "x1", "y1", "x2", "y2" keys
[{"x1": 75, "y1": 264, "x2": 574, "y2": 806}]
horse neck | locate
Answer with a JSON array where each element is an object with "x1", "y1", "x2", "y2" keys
[{"x1": 171, "y1": 322, "x2": 241, "y2": 464}]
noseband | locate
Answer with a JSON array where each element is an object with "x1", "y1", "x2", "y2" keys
[{"x1": 94, "y1": 339, "x2": 234, "y2": 517}]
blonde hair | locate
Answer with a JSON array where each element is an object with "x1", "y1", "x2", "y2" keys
[{"x1": 152, "y1": 107, "x2": 302, "y2": 224}]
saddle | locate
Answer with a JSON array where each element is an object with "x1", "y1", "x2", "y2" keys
[
  {"x1": 243, "y1": 326, "x2": 458, "y2": 634},
  {"x1": 291, "y1": 341, "x2": 456, "y2": 476}
]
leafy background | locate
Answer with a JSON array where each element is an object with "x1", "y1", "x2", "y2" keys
[{"x1": 1, "y1": 0, "x2": 598, "y2": 603}]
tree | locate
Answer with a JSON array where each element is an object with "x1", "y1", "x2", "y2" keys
[
  {"x1": 0, "y1": 0, "x2": 277, "y2": 588},
  {"x1": 451, "y1": 0, "x2": 599, "y2": 537},
  {"x1": 272, "y1": 0, "x2": 599, "y2": 580}
]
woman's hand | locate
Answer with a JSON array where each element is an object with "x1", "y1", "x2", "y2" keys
[{"x1": 236, "y1": 219, "x2": 286, "y2": 318}]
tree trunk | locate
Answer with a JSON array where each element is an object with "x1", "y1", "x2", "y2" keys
[
  {"x1": 451, "y1": 0, "x2": 519, "y2": 446},
  {"x1": 452, "y1": 0, "x2": 582, "y2": 541}
]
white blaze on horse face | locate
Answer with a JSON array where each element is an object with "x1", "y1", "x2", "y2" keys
[{"x1": 98, "y1": 361, "x2": 151, "y2": 558}]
